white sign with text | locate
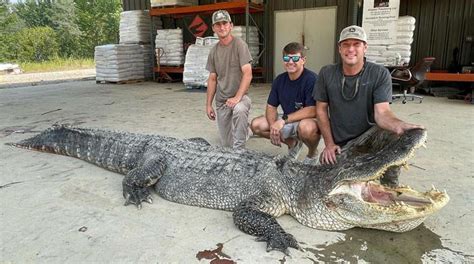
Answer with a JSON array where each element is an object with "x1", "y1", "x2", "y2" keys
[{"x1": 362, "y1": 0, "x2": 400, "y2": 45}]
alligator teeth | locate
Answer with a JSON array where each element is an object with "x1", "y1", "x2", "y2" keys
[
  {"x1": 402, "y1": 163, "x2": 409, "y2": 170},
  {"x1": 431, "y1": 185, "x2": 438, "y2": 191},
  {"x1": 400, "y1": 201, "x2": 406, "y2": 207},
  {"x1": 421, "y1": 143, "x2": 427, "y2": 149},
  {"x1": 443, "y1": 189, "x2": 448, "y2": 195}
]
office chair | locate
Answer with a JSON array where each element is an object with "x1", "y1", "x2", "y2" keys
[{"x1": 391, "y1": 57, "x2": 435, "y2": 104}]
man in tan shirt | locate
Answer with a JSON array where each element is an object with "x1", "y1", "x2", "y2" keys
[{"x1": 206, "y1": 10, "x2": 253, "y2": 149}]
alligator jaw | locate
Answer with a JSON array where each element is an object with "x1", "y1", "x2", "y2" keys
[{"x1": 327, "y1": 179, "x2": 450, "y2": 231}]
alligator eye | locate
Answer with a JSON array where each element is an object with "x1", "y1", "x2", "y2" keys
[{"x1": 324, "y1": 200, "x2": 337, "y2": 209}]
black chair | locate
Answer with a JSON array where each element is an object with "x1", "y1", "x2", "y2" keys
[{"x1": 391, "y1": 57, "x2": 435, "y2": 104}]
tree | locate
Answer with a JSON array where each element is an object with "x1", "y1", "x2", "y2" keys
[
  {"x1": 75, "y1": 0, "x2": 122, "y2": 57},
  {"x1": 15, "y1": 0, "x2": 82, "y2": 58},
  {"x1": 0, "y1": 1, "x2": 26, "y2": 61},
  {"x1": 14, "y1": 26, "x2": 59, "y2": 62},
  {"x1": 1, "y1": 0, "x2": 122, "y2": 61}
]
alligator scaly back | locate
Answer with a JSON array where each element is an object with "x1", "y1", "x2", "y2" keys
[{"x1": 9, "y1": 124, "x2": 154, "y2": 175}]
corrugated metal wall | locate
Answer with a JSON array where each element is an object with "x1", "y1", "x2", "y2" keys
[
  {"x1": 122, "y1": 0, "x2": 150, "y2": 10},
  {"x1": 123, "y1": 0, "x2": 473, "y2": 80},
  {"x1": 399, "y1": 0, "x2": 473, "y2": 70}
]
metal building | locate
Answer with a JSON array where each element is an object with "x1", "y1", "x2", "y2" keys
[{"x1": 122, "y1": 0, "x2": 473, "y2": 81}]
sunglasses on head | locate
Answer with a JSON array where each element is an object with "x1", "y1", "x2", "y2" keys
[{"x1": 283, "y1": 55, "x2": 301, "y2": 63}]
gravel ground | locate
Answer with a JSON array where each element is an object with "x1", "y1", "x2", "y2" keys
[{"x1": 0, "y1": 68, "x2": 96, "y2": 88}]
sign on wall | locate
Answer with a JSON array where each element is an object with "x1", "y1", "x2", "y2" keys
[{"x1": 362, "y1": 0, "x2": 400, "y2": 45}]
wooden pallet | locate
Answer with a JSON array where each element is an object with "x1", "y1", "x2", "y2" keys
[{"x1": 96, "y1": 79, "x2": 144, "y2": 84}]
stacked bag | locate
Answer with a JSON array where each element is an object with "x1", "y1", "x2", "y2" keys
[
  {"x1": 392, "y1": 16, "x2": 416, "y2": 66},
  {"x1": 183, "y1": 37, "x2": 219, "y2": 89},
  {"x1": 139, "y1": 44, "x2": 154, "y2": 79},
  {"x1": 95, "y1": 44, "x2": 147, "y2": 82},
  {"x1": 215, "y1": 26, "x2": 260, "y2": 65},
  {"x1": 120, "y1": 11, "x2": 151, "y2": 44},
  {"x1": 155, "y1": 28, "x2": 184, "y2": 66},
  {"x1": 365, "y1": 16, "x2": 416, "y2": 66},
  {"x1": 95, "y1": 11, "x2": 160, "y2": 82}
]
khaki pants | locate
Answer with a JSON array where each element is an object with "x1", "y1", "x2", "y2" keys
[{"x1": 216, "y1": 95, "x2": 251, "y2": 149}]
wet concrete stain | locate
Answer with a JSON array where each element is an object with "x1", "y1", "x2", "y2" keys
[
  {"x1": 304, "y1": 224, "x2": 472, "y2": 263},
  {"x1": 196, "y1": 243, "x2": 236, "y2": 264}
]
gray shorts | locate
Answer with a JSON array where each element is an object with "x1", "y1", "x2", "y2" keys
[{"x1": 278, "y1": 114, "x2": 299, "y2": 139}]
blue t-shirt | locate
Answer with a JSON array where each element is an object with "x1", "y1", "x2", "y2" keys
[{"x1": 267, "y1": 68, "x2": 317, "y2": 115}]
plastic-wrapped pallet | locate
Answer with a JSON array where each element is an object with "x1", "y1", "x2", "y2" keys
[
  {"x1": 150, "y1": 0, "x2": 198, "y2": 7},
  {"x1": 214, "y1": 26, "x2": 259, "y2": 64},
  {"x1": 392, "y1": 16, "x2": 416, "y2": 65},
  {"x1": 365, "y1": 16, "x2": 416, "y2": 66},
  {"x1": 95, "y1": 44, "x2": 146, "y2": 82},
  {"x1": 120, "y1": 11, "x2": 161, "y2": 44},
  {"x1": 139, "y1": 44, "x2": 153, "y2": 79},
  {"x1": 183, "y1": 37, "x2": 218, "y2": 88},
  {"x1": 365, "y1": 45, "x2": 388, "y2": 65},
  {"x1": 155, "y1": 28, "x2": 184, "y2": 66}
]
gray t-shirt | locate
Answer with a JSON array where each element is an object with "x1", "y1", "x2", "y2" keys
[
  {"x1": 206, "y1": 37, "x2": 252, "y2": 106},
  {"x1": 313, "y1": 61, "x2": 392, "y2": 146}
]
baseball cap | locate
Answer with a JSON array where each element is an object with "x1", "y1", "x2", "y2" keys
[
  {"x1": 339, "y1": 25, "x2": 367, "y2": 43},
  {"x1": 212, "y1": 10, "x2": 232, "y2": 25}
]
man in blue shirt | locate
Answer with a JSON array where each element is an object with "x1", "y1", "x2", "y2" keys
[{"x1": 250, "y1": 42, "x2": 320, "y2": 160}]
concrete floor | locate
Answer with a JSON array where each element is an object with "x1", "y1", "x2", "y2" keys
[{"x1": 0, "y1": 80, "x2": 473, "y2": 263}]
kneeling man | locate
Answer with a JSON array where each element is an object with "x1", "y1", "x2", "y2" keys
[{"x1": 250, "y1": 42, "x2": 320, "y2": 160}]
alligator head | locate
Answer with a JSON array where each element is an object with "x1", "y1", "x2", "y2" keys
[{"x1": 298, "y1": 126, "x2": 449, "y2": 232}]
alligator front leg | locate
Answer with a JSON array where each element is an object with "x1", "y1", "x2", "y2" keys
[
  {"x1": 233, "y1": 196, "x2": 299, "y2": 255},
  {"x1": 122, "y1": 153, "x2": 166, "y2": 209}
]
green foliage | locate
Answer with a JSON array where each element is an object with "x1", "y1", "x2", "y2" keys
[
  {"x1": 75, "y1": 0, "x2": 122, "y2": 57},
  {"x1": 0, "y1": 1, "x2": 26, "y2": 33},
  {"x1": 0, "y1": 1, "x2": 27, "y2": 61},
  {"x1": 1, "y1": 0, "x2": 122, "y2": 62},
  {"x1": 14, "y1": 26, "x2": 59, "y2": 62}
]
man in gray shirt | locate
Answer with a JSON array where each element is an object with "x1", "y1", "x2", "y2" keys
[
  {"x1": 206, "y1": 10, "x2": 253, "y2": 149},
  {"x1": 313, "y1": 25, "x2": 423, "y2": 186}
]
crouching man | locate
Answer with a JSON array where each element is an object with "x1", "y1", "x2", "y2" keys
[{"x1": 250, "y1": 42, "x2": 320, "y2": 161}]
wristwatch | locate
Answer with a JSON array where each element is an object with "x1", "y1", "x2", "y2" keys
[{"x1": 282, "y1": 114, "x2": 288, "y2": 124}]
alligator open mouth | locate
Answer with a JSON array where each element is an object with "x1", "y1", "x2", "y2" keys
[
  {"x1": 332, "y1": 180, "x2": 449, "y2": 208},
  {"x1": 325, "y1": 128, "x2": 450, "y2": 232}
]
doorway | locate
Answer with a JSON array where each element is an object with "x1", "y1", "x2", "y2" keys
[{"x1": 274, "y1": 7, "x2": 337, "y2": 77}]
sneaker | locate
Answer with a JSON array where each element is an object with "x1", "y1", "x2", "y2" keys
[
  {"x1": 247, "y1": 126, "x2": 259, "y2": 140},
  {"x1": 288, "y1": 139, "x2": 303, "y2": 159},
  {"x1": 302, "y1": 156, "x2": 318, "y2": 165}
]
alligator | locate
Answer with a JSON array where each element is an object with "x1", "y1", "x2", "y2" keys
[{"x1": 9, "y1": 124, "x2": 449, "y2": 254}]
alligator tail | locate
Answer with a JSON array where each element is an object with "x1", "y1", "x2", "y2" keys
[{"x1": 8, "y1": 124, "x2": 152, "y2": 174}]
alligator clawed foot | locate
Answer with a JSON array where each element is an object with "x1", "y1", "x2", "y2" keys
[
  {"x1": 256, "y1": 231, "x2": 299, "y2": 255},
  {"x1": 123, "y1": 185, "x2": 153, "y2": 209}
]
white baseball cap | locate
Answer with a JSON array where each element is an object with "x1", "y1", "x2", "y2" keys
[{"x1": 339, "y1": 25, "x2": 367, "y2": 43}]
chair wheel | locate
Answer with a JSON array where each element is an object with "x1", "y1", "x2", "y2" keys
[{"x1": 402, "y1": 100, "x2": 407, "y2": 104}]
